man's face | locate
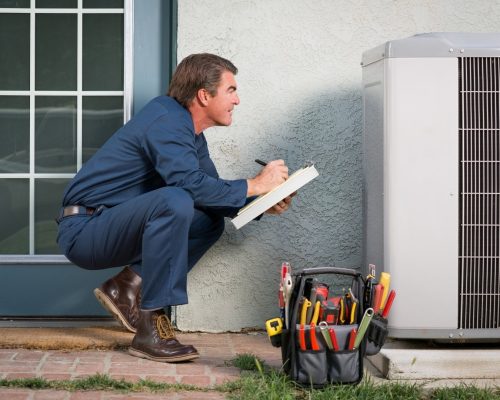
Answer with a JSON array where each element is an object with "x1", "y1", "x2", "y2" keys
[{"x1": 205, "y1": 70, "x2": 240, "y2": 127}]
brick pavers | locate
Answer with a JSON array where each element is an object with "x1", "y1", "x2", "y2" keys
[
  {"x1": 0, "y1": 389, "x2": 227, "y2": 399},
  {"x1": 0, "y1": 332, "x2": 280, "y2": 399}
]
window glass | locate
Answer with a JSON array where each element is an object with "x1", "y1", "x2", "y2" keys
[
  {"x1": 36, "y1": 0, "x2": 77, "y2": 7},
  {"x1": 35, "y1": 179, "x2": 70, "y2": 254},
  {"x1": 35, "y1": 96, "x2": 77, "y2": 173},
  {"x1": 0, "y1": 179, "x2": 29, "y2": 254},
  {"x1": 36, "y1": 14, "x2": 77, "y2": 91},
  {"x1": 0, "y1": 3, "x2": 127, "y2": 257},
  {"x1": 83, "y1": 0, "x2": 123, "y2": 8},
  {"x1": 0, "y1": 14, "x2": 30, "y2": 90},
  {"x1": 83, "y1": 96, "x2": 123, "y2": 163},
  {"x1": 0, "y1": 96, "x2": 30, "y2": 173},
  {"x1": 83, "y1": 14, "x2": 124, "y2": 91},
  {"x1": 0, "y1": 0, "x2": 29, "y2": 8}
]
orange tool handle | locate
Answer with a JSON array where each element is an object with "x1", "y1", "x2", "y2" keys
[
  {"x1": 328, "y1": 327, "x2": 339, "y2": 351},
  {"x1": 310, "y1": 323, "x2": 320, "y2": 350},
  {"x1": 299, "y1": 324, "x2": 306, "y2": 350},
  {"x1": 348, "y1": 328, "x2": 357, "y2": 350}
]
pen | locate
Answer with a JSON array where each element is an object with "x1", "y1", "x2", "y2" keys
[{"x1": 255, "y1": 159, "x2": 267, "y2": 166}]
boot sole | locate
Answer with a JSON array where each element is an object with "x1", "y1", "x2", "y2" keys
[
  {"x1": 94, "y1": 288, "x2": 137, "y2": 334},
  {"x1": 128, "y1": 347, "x2": 200, "y2": 362}
]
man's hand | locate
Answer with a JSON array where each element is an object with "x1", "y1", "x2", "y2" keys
[
  {"x1": 246, "y1": 159, "x2": 288, "y2": 197},
  {"x1": 265, "y1": 192, "x2": 297, "y2": 215}
]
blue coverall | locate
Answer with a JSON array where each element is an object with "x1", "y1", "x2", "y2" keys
[{"x1": 57, "y1": 96, "x2": 248, "y2": 310}]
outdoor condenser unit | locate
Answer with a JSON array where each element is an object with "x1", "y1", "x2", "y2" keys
[{"x1": 362, "y1": 33, "x2": 500, "y2": 341}]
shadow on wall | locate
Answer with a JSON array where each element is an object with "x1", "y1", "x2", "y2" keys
[
  {"x1": 227, "y1": 85, "x2": 364, "y2": 268},
  {"x1": 211, "y1": 86, "x2": 365, "y2": 327}
]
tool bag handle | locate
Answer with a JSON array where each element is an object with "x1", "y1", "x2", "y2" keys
[
  {"x1": 297, "y1": 266, "x2": 363, "y2": 279},
  {"x1": 288, "y1": 266, "x2": 365, "y2": 383}
]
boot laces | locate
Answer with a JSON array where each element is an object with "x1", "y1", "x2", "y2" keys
[{"x1": 155, "y1": 314, "x2": 175, "y2": 340}]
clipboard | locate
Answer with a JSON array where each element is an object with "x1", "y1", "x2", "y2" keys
[{"x1": 230, "y1": 163, "x2": 319, "y2": 229}]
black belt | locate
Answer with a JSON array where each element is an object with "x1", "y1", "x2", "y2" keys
[{"x1": 56, "y1": 205, "x2": 96, "y2": 224}]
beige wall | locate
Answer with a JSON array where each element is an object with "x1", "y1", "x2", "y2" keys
[{"x1": 175, "y1": 0, "x2": 500, "y2": 331}]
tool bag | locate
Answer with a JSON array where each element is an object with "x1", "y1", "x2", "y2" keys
[{"x1": 279, "y1": 267, "x2": 388, "y2": 387}]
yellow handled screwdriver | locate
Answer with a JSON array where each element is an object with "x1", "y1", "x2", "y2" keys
[{"x1": 379, "y1": 272, "x2": 391, "y2": 310}]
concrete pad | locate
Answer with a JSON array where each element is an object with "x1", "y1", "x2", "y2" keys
[{"x1": 368, "y1": 339, "x2": 500, "y2": 381}]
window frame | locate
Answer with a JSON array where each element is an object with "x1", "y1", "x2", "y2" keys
[{"x1": 0, "y1": 0, "x2": 133, "y2": 263}]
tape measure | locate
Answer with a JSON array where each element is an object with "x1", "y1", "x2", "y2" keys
[{"x1": 265, "y1": 317, "x2": 283, "y2": 347}]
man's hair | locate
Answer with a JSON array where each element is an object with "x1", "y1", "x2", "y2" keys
[{"x1": 167, "y1": 53, "x2": 238, "y2": 108}]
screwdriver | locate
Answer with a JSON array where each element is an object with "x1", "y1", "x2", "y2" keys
[{"x1": 381, "y1": 290, "x2": 396, "y2": 319}]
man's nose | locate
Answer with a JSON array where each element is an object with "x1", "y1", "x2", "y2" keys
[{"x1": 233, "y1": 93, "x2": 240, "y2": 105}]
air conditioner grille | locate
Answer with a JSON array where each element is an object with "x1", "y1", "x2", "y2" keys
[{"x1": 458, "y1": 57, "x2": 500, "y2": 330}]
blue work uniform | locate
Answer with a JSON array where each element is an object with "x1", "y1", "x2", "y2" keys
[{"x1": 57, "y1": 96, "x2": 248, "y2": 309}]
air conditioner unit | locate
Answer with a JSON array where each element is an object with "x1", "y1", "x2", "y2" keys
[{"x1": 362, "y1": 33, "x2": 500, "y2": 341}]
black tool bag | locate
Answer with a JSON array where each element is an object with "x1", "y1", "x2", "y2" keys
[{"x1": 280, "y1": 267, "x2": 388, "y2": 387}]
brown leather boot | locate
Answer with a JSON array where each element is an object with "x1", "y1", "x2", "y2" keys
[
  {"x1": 129, "y1": 309, "x2": 199, "y2": 362},
  {"x1": 94, "y1": 266, "x2": 141, "y2": 333}
]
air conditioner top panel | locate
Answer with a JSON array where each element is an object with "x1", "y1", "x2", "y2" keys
[{"x1": 362, "y1": 32, "x2": 500, "y2": 67}]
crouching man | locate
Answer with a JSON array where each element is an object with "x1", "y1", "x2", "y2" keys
[{"x1": 57, "y1": 53, "x2": 293, "y2": 362}]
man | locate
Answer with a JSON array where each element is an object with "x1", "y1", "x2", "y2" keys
[{"x1": 57, "y1": 53, "x2": 293, "y2": 363}]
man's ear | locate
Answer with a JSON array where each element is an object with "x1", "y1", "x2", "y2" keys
[{"x1": 196, "y1": 88, "x2": 210, "y2": 106}]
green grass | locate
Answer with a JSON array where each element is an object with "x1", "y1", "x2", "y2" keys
[
  {"x1": 1, "y1": 355, "x2": 499, "y2": 400},
  {"x1": 229, "y1": 353, "x2": 267, "y2": 371},
  {"x1": 0, "y1": 373, "x2": 202, "y2": 393},
  {"x1": 430, "y1": 384, "x2": 500, "y2": 400},
  {"x1": 224, "y1": 354, "x2": 500, "y2": 400}
]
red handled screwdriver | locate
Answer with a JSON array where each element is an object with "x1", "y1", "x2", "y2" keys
[{"x1": 381, "y1": 290, "x2": 396, "y2": 319}]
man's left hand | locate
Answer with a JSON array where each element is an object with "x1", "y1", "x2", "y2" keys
[{"x1": 265, "y1": 192, "x2": 297, "y2": 215}]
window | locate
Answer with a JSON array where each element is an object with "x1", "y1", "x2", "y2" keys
[{"x1": 0, "y1": 0, "x2": 132, "y2": 259}]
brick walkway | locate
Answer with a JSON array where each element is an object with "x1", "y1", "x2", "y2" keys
[{"x1": 0, "y1": 332, "x2": 282, "y2": 400}]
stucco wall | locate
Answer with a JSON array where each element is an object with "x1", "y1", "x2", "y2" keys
[{"x1": 175, "y1": 0, "x2": 500, "y2": 331}]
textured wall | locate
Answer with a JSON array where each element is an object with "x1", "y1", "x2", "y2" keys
[{"x1": 175, "y1": 0, "x2": 500, "y2": 331}]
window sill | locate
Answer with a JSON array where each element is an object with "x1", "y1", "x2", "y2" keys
[{"x1": 0, "y1": 255, "x2": 71, "y2": 265}]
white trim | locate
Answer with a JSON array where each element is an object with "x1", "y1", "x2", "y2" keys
[
  {"x1": 0, "y1": 91, "x2": 124, "y2": 96},
  {"x1": 0, "y1": 8, "x2": 124, "y2": 14},
  {"x1": 0, "y1": 255, "x2": 71, "y2": 264},
  {"x1": 29, "y1": 176, "x2": 35, "y2": 254},
  {"x1": 0, "y1": 174, "x2": 75, "y2": 178},
  {"x1": 123, "y1": 0, "x2": 133, "y2": 122},
  {"x1": 29, "y1": 0, "x2": 35, "y2": 255},
  {"x1": 77, "y1": 0, "x2": 83, "y2": 171},
  {"x1": 76, "y1": 9, "x2": 124, "y2": 14}
]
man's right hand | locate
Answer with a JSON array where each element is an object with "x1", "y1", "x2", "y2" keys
[{"x1": 246, "y1": 159, "x2": 288, "y2": 197}]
